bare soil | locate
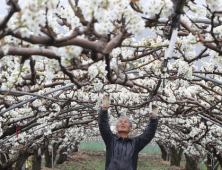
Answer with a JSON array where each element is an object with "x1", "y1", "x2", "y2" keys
[{"x1": 42, "y1": 151, "x2": 186, "y2": 170}]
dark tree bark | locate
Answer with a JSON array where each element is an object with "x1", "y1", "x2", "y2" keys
[
  {"x1": 15, "y1": 152, "x2": 30, "y2": 170},
  {"x1": 212, "y1": 146, "x2": 222, "y2": 169},
  {"x1": 185, "y1": 153, "x2": 199, "y2": 170},
  {"x1": 157, "y1": 142, "x2": 168, "y2": 161},
  {"x1": 45, "y1": 145, "x2": 52, "y2": 168},
  {"x1": 170, "y1": 146, "x2": 183, "y2": 167},
  {"x1": 56, "y1": 146, "x2": 67, "y2": 164},
  {"x1": 45, "y1": 143, "x2": 59, "y2": 168},
  {"x1": 205, "y1": 145, "x2": 222, "y2": 170},
  {"x1": 205, "y1": 155, "x2": 212, "y2": 170},
  {"x1": 32, "y1": 151, "x2": 42, "y2": 170},
  {"x1": 205, "y1": 159, "x2": 221, "y2": 170},
  {"x1": 1, "y1": 153, "x2": 9, "y2": 164},
  {"x1": 74, "y1": 141, "x2": 80, "y2": 152},
  {"x1": 213, "y1": 160, "x2": 220, "y2": 170},
  {"x1": 0, "y1": 153, "x2": 12, "y2": 170}
]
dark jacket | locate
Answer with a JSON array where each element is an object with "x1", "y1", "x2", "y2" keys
[{"x1": 99, "y1": 109, "x2": 158, "y2": 170}]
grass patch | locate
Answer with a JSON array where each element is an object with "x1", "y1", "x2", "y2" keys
[
  {"x1": 140, "y1": 145, "x2": 161, "y2": 154},
  {"x1": 79, "y1": 141, "x2": 161, "y2": 154},
  {"x1": 79, "y1": 141, "x2": 106, "y2": 151}
]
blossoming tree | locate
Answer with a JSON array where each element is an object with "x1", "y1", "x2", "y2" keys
[{"x1": 0, "y1": 0, "x2": 222, "y2": 169}]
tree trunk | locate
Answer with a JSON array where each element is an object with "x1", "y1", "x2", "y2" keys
[
  {"x1": 205, "y1": 145, "x2": 222, "y2": 170},
  {"x1": 157, "y1": 142, "x2": 168, "y2": 161},
  {"x1": 185, "y1": 154, "x2": 199, "y2": 170},
  {"x1": 0, "y1": 153, "x2": 12, "y2": 170},
  {"x1": 212, "y1": 146, "x2": 222, "y2": 169},
  {"x1": 15, "y1": 152, "x2": 30, "y2": 170},
  {"x1": 170, "y1": 146, "x2": 183, "y2": 167},
  {"x1": 213, "y1": 160, "x2": 220, "y2": 170},
  {"x1": 205, "y1": 154, "x2": 212, "y2": 170},
  {"x1": 56, "y1": 146, "x2": 67, "y2": 164},
  {"x1": 45, "y1": 145, "x2": 52, "y2": 168},
  {"x1": 74, "y1": 141, "x2": 80, "y2": 152},
  {"x1": 32, "y1": 151, "x2": 42, "y2": 170},
  {"x1": 1, "y1": 153, "x2": 9, "y2": 164},
  {"x1": 45, "y1": 143, "x2": 59, "y2": 168}
]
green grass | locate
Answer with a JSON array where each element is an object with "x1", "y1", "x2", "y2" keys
[
  {"x1": 140, "y1": 144, "x2": 161, "y2": 154},
  {"x1": 79, "y1": 141, "x2": 106, "y2": 151},
  {"x1": 79, "y1": 141, "x2": 161, "y2": 154},
  {"x1": 198, "y1": 162, "x2": 207, "y2": 170}
]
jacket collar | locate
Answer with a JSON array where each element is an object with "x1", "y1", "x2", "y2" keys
[{"x1": 115, "y1": 134, "x2": 133, "y2": 141}]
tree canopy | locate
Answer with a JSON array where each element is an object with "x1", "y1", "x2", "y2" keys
[{"x1": 0, "y1": 0, "x2": 222, "y2": 169}]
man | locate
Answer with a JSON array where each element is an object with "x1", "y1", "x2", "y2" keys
[{"x1": 99, "y1": 96, "x2": 159, "y2": 170}]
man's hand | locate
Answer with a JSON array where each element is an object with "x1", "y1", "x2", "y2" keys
[
  {"x1": 151, "y1": 104, "x2": 159, "y2": 119},
  {"x1": 102, "y1": 95, "x2": 110, "y2": 110}
]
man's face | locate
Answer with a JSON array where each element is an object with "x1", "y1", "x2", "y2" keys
[{"x1": 116, "y1": 119, "x2": 132, "y2": 133}]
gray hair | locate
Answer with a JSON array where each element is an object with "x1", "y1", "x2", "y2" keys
[{"x1": 116, "y1": 116, "x2": 132, "y2": 127}]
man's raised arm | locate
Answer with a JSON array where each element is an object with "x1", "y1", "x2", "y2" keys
[
  {"x1": 135, "y1": 105, "x2": 159, "y2": 152},
  {"x1": 98, "y1": 96, "x2": 113, "y2": 146}
]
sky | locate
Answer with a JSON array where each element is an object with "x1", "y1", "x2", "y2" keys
[
  {"x1": 0, "y1": 0, "x2": 7, "y2": 15},
  {"x1": 0, "y1": 0, "x2": 209, "y2": 70}
]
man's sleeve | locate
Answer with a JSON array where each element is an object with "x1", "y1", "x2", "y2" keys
[
  {"x1": 134, "y1": 119, "x2": 158, "y2": 152},
  {"x1": 99, "y1": 108, "x2": 113, "y2": 146}
]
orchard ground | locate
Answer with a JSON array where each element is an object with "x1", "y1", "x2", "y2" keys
[
  {"x1": 47, "y1": 151, "x2": 183, "y2": 170},
  {"x1": 24, "y1": 141, "x2": 211, "y2": 170},
  {"x1": 42, "y1": 150, "x2": 209, "y2": 170}
]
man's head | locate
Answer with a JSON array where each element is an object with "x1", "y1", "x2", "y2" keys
[{"x1": 116, "y1": 116, "x2": 132, "y2": 134}]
